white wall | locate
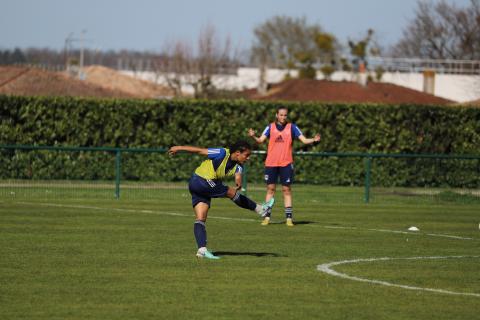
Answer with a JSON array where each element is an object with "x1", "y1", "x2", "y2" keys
[
  {"x1": 380, "y1": 73, "x2": 480, "y2": 103},
  {"x1": 121, "y1": 68, "x2": 480, "y2": 103}
]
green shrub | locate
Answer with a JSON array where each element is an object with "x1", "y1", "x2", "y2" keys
[{"x1": 1, "y1": 95, "x2": 479, "y2": 186}]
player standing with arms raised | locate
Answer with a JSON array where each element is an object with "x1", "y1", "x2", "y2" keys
[{"x1": 248, "y1": 107, "x2": 320, "y2": 226}]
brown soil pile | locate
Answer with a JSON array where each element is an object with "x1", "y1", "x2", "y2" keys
[
  {"x1": 245, "y1": 79, "x2": 453, "y2": 105},
  {"x1": 0, "y1": 65, "x2": 174, "y2": 99},
  {"x1": 0, "y1": 66, "x2": 134, "y2": 98},
  {"x1": 82, "y1": 65, "x2": 173, "y2": 98}
]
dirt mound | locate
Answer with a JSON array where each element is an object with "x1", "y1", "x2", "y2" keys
[
  {"x1": 245, "y1": 79, "x2": 453, "y2": 105},
  {"x1": 0, "y1": 66, "x2": 135, "y2": 98},
  {"x1": 0, "y1": 65, "x2": 174, "y2": 99},
  {"x1": 82, "y1": 65, "x2": 173, "y2": 98}
]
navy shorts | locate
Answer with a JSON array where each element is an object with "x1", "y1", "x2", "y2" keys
[
  {"x1": 188, "y1": 174, "x2": 229, "y2": 208},
  {"x1": 264, "y1": 164, "x2": 294, "y2": 185}
]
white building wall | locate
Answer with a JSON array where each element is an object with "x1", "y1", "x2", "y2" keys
[
  {"x1": 121, "y1": 68, "x2": 480, "y2": 103},
  {"x1": 379, "y1": 73, "x2": 480, "y2": 103}
]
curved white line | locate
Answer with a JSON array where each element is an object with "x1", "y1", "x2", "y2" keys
[{"x1": 317, "y1": 256, "x2": 480, "y2": 297}]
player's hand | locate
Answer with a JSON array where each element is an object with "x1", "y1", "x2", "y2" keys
[
  {"x1": 236, "y1": 183, "x2": 242, "y2": 191},
  {"x1": 314, "y1": 134, "x2": 321, "y2": 142},
  {"x1": 248, "y1": 128, "x2": 256, "y2": 137},
  {"x1": 168, "y1": 146, "x2": 180, "y2": 156}
]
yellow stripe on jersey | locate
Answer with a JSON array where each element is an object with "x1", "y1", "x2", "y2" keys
[{"x1": 194, "y1": 148, "x2": 238, "y2": 180}]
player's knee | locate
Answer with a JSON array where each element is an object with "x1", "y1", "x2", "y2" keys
[
  {"x1": 226, "y1": 187, "x2": 237, "y2": 199},
  {"x1": 267, "y1": 189, "x2": 276, "y2": 196}
]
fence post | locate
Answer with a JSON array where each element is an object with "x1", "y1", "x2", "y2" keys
[
  {"x1": 364, "y1": 157, "x2": 372, "y2": 203},
  {"x1": 241, "y1": 163, "x2": 248, "y2": 195},
  {"x1": 115, "y1": 150, "x2": 121, "y2": 199}
]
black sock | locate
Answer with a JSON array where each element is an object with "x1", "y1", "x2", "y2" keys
[
  {"x1": 285, "y1": 207, "x2": 293, "y2": 219},
  {"x1": 266, "y1": 206, "x2": 272, "y2": 218},
  {"x1": 231, "y1": 192, "x2": 257, "y2": 211},
  {"x1": 194, "y1": 220, "x2": 207, "y2": 248}
]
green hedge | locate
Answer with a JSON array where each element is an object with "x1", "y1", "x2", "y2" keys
[{"x1": 1, "y1": 95, "x2": 479, "y2": 187}]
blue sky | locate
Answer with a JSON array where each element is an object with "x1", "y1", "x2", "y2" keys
[{"x1": 0, "y1": 0, "x2": 472, "y2": 52}]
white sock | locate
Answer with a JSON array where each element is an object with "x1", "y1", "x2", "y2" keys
[
  {"x1": 255, "y1": 204, "x2": 262, "y2": 215},
  {"x1": 198, "y1": 247, "x2": 207, "y2": 254}
]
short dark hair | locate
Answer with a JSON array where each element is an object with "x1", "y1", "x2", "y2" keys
[
  {"x1": 276, "y1": 106, "x2": 288, "y2": 113},
  {"x1": 230, "y1": 140, "x2": 251, "y2": 153}
]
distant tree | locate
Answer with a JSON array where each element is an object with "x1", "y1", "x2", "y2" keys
[
  {"x1": 195, "y1": 24, "x2": 236, "y2": 97},
  {"x1": 252, "y1": 16, "x2": 317, "y2": 78},
  {"x1": 157, "y1": 24, "x2": 240, "y2": 98},
  {"x1": 252, "y1": 16, "x2": 312, "y2": 69},
  {"x1": 392, "y1": 0, "x2": 480, "y2": 59},
  {"x1": 155, "y1": 41, "x2": 193, "y2": 97},
  {"x1": 319, "y1": 65, "x2": 336, "y2": 80},
  {"x1": 0, "y1": 50, "x2": 10, "y2": 64},
  {"x1": 374, "y1": 66, "x2": 385, "y2": 81},
  {"x1": 24, "y1": 48, "x2": 63, "y2": 66},
  {"x1": 11, "y1": 48, "x2": 26, "y2": 64},
  {"x1": 340, "y1": 57, "x2": 353, "y2": 72},
  {"x1": 348, "y1": 29, "x2": 381, "y2": 71},
  {"x1": 251, "y1": 45, "x2": 270, "y2": 94},
  {"x1": 314, "y1": 32, "x2": 339, "y2": 79},
  {"x1": 0, "y1": 48, "x2": 27, "y2": 64},
  {"x1": 294, "y1": 50, "x2": 317, "y2": 79},
  {"x1": 251, "y1": 15, "x2": 339, "y2": 80}
]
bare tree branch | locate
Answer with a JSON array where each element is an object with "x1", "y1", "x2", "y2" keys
[{"x1": 392, "y1": 0, "x2": 480, "y2": 60}]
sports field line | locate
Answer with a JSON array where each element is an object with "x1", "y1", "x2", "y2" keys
[
  {"x1": 13, "y1": 201, "x2": 479, "y2": 241},
  {"x1": 15, "y1": 201, "x2": 256, "y2": 222},
  {"x1": 322, "y1": 226, "x2": 476, "y2": 241},
  {"x1": 317, "y1": 255, "x2": 480, "y2": 298}
]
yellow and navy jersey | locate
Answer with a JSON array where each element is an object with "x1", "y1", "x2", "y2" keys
[{"x1": 194, "y1": 148, "x2": 243, "y2": 180}]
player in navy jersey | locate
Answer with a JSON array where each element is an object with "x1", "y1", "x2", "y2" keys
[
  {"x1": 168, "y1": 140, "x2": 274, "y2": 259},
  {"x1": 248, "y1": 107, "x2": 320, "y2": 226}
]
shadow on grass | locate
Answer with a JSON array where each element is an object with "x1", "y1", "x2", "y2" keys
[
  {"x1": 213, "y1": 251, "x2": 286, "y2": 258},
  {"x1": 267, "y1": 220, "x2": 315, "y2": 225},
  {"x1": 293, "y1": 220, "x2": 315, "y2": 225}
]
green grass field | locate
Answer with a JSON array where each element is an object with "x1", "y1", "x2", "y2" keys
[{"x1": 1, "y1": 184, "x2": 479, "y2": 319}]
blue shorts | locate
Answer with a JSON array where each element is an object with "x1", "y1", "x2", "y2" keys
[
  {"x1": 264, "y1": 164, "x2": 294, "y2": 185},
  {"x1": 188, "y1": 174, "x2": 229, "y2": 208}
]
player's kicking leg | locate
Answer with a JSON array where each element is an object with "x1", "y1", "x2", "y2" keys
[{"x1": 226, "y1": 187, "x2": 274, "y2": 217}]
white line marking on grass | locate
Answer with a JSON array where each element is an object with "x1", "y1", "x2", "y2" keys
[
  {"x1": 16, "y1": 201, "x2": 257, "y2": 222},
  {"x1": 317, "y1": 256, "x2": 480, "y2": 297},
  {"x1": 323, "y1": 225, "x2": 476, "y2": 241},
  {"x1": 324, "y1": 226, "x2": 359, "y2": 230},
  {"x1": 425, "y1": 233, "x2": 473, "y2": 240},
  {"x1": 14, "y1": 201, "x2": 478, "y2": 240},
  {"x1": 366, "y1": 228, "x2": 475, "y2": 240}
]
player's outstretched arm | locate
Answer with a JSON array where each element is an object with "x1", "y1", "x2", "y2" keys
[
  {"x1": 168, "y1": 146, "x2": 208, "y2": 156},
  {"x1": 234, "y1": 173, "x2": 243, "y2": 191},
  {"x1": 298, "y1": 133, "x2": 321, "y2": 145},
  {"x1": 248, "y1": 128, "x2": 267, "y2": 144}
]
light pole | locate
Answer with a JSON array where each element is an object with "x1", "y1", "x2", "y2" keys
[
  {"x1": 79, "y1": 29, "x2": 87, "y2": 80},
  {"x1": 64, "y1": 32, "x2": 74, "y2": 71},
  {"x1": 64, "y1": 30, "x2": 90, "y2": 80}
]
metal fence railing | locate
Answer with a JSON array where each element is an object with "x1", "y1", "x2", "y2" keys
[
  {"x1": 368, "y1": 57, "x2": 480, "y2": 75},
  {"x1": 242, "y1": 151, "x2": 480, "y2": 203},
  {"x1": 1, "y1": 145, "x2": 479, "y2": 204}
]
